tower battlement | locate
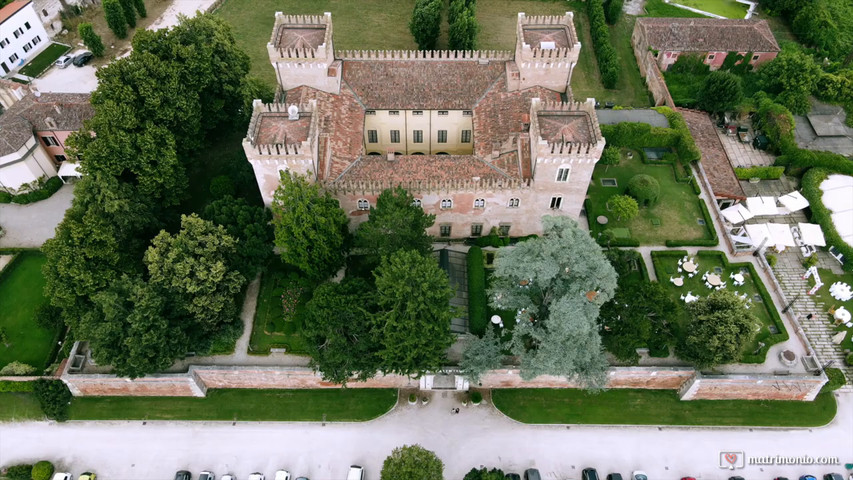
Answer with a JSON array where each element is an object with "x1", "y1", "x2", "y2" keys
[{"x1": 513, "y1": 12, "x2": 581, "y2": 92}]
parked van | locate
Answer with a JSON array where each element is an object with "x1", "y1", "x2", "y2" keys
[
  {"x1": 347, "y1": 466, "x2": 364, "y2": 480},
  {"x1": 524, "y1": 469, "x2": 542, "y2": 480}
]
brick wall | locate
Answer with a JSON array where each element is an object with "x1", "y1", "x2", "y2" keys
[
  {"x1": 64, "y1": 374, "x2": 205, "y2": 397},
  {"x1": 679, "y1": 374, "x2": 826, "y2": 401},
  {"x1": 480, "y1": 368, "x2": 694, "y2": 389},
  {"x1": 193, "y1": 366, "x2": 417, "y2": 390}
]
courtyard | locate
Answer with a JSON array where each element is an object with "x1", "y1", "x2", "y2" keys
[{"x1": 249, "y1": 258, "x2": 314, "y2": 355}]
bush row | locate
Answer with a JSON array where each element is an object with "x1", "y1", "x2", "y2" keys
[
  {"x1": 777, "y1": 148, "x2": 853, "y2": 176},
  {"x1": 467, "y1": 246, "x2": 487, "y2": 337},
  {"x1": 0, "y1": 177, "x2": 64, "y2": 204},
  {"x1": 604, "y1": 0, "x2": 623, "y2": 24},
  {"x1": 0, "y1": 380, "x2": 35, "y2": 392},
  {"x1": 801, "y1": 168, "x2": 853, "y2": 272},
  {"x1": 587, "y1": 0, "x2": 619, "y2": 88},
  {"x1": 734, "y1": 166, "x2": 785, "y2": 180}
]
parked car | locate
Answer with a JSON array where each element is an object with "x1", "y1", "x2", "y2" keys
[
  {"x1": 505, "y1": 474, "x2": 521, "y2": 480},
  {"x1": 773, "y1": 477, "x2": 789, "y2": 480},
  {"x1": 632, "y1": 471, "x2": 648, "y2": 480},
  {"x1": 729, "y1": 477, "x2": 745, "y2": 480},
  {"x1": 174, "y1": 472, "x2": 191, "y2": 480},
  {"x1": 54, "y1": 55, "x2": 73, "y2": 69},
  {"x1": 78, "y1": 474, "x2": 96, "y2": 480},
  {"x1": 295, "y1": 478, "x2": 309, "y2": 480},
  {"x1": 824, "y1": 474, "x2": 845, "y2": 480},
  {"x1": 72, "y1": 51, "x2": 94, "y2": 67},
  {"x1": 51, "y1": 474, "x2": 72, "y2": 480},
  {"x1": 524, "y1": 469, "x2": 542, "y2": 480},
  {"x1": 346, "y1": 466, "x2": 364, "y2": 480},
  {"x1": 274, "y1": 471, "x2": 290, "y2": 480},
  {"x1": 800, "y1": 476, "x2": 817, "y2": 480},
  {"x1": 248, "y1": 474, "x2": 265, "y2": 480},
  {"x1": 221, "y1": 475, "x2": 235, "y2": 480},
  {"x1": 198, "y1": 472, "x2": 214, "y2": 480},
  {"x1": 607, "y1": 474, "x2": 623, "y2": 480},
  {"x1": 681, "y1": 477, "x2": 697, "y2": 480},
  {"x1": 583, "y1": 468, "x2": 600, "y2": 480}
]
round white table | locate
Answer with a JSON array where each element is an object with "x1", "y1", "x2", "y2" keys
[
  {"x1": 835, "y1": 308, "x2": 851, "y2": 323},
  {"x1": 682, "y1": 261, "x2": 696, "y2": 273},
  {"x1": 733, "y1": 273, "x2": 744, "y2": 283},
  {"x1": 707, "y1": 274, "x2": 722, "y2": 286},
  {"x1": 490, "y1": 315, "x2": 502, "y2": 325},
  {"x1": 673, "y1": 277, "x2": 684, "y2": 286}
]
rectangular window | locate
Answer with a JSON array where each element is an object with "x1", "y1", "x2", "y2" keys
[
  {"x1": 461, "y1": 130, "x2": 471, "y2": 143},
  {"x1": 42, "y1": 136, "x2": 59, "y2": 146},
  {"x1": 365, "y1": 110, "x2": 376, "y2": 115},
  {"x1": 438, "y1": 111, "x2": 448, "y2": 116},
  {"x1": 498, "y1": 224, "x2": 511, "y2": 236},
  {"x1": 413, "y1": 130, "x2": 423, "y2": 143},
  {"x1": 22, "y1": 43, "x2": 31, "y2": 53},
  {"x1": 550, "y1": 196, "x2": 563, "y2": 209},
  {"x1": 367, "y1": 130, "x2": 378, "y2": 143},
  {"x1": 508, "y1": 198, "x2": 519, "y2": 208},
  {"x1": 389, "y1": 111, "x2": 400, "y2": 116},
  {"x1": 412, "y1": 111, "x2": 423, "y2": 116},
  {"x1": 556, "y1": 167, "x2": 570, "y2": 182},
  {"x1": 463, "y1": 110, "x2": 472, "y2": 116},
  {"x1": 440, "y1": 224, "x2": 452, "y2": 237},
  {"x1": 471, "y1": 224, "x2": 483, "y2": 236},
  {"x1": 9, "y1": 53, "x2": 18, "y2": 62},
  {"x1": 752, "y1": 54, "x2": 760, "y2": 61},
  {"x1": 32, "y1": 35, "x2": 40, "y2": 45},
  {"x1": 54, "y1": 154, "x2": 67, "y2": 162},
  {"x1": 437, "y1": 130, "x2": 447, "y2": 143},
  {"x1": 0, "y1": 39, "x2": 8, "y2": 48},
  {"x1": 24, "y1": 22, "x2": 30, "y2": 30},
  {"x1": 390, "y1": 130, "x2": 401, "y2": 143},
  {"x1": 707, "y1": 54, "x2": 715, "y2": 61}
]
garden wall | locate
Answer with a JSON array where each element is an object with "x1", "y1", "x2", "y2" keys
[
  {"x1": 479, "y1": 367, "x2": 693, "y2": 389},
  {"x1": 680, "y1": 374, "x2": 826, "y2": 401}
]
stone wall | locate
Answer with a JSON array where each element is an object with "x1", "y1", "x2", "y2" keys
[
  {"x1": 193, "y1": 366, "x2": 417, "y2": 390},
  {"x1": 64, "y1": 373, "x2": 205, "y2": 397},
  {"x1": 480, "y1": 367, "x2": 695, "y2": 389},
  {"x1": 680, "y1": 374, "x2": 826, "y2": 401}
]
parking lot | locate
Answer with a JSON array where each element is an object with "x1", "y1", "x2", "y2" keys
[{"x1": 30, "y1": 49, "x2": 98, "y2": 93}]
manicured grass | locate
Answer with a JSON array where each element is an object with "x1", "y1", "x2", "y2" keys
[
  {"x1": 0, "y1": 393, "x2": 44, "y2": 422},
  {"x1": 69, "y1": 388, "x2": 397, "y2": 421},
  {"x1": 586, "y1": 150, "x2": 712, "y2": 245},
  {"x1": 0, "y1": 252, "x2": 61, "y2": 371},
  {"x1": 249, "y1": 257, "x2": 314, "y2": 355},
  {"x1": 18, "y1": 43, "x2": 70, "y2": 78},
  {"x1": 672, "y1": 0, "x2": 748, "y2": 18},
  {"x1": 651, "y1": 250, "x2": 787, "y2": 362},
  {"x1": 492, "y1": 389, "x2": 837, "y2": 426},
  {"x1": 809, "y1": 269, "x2": 853, "y2": 353},
  {"x1": 643, "y1": 0, "x2": 710, "y2": 17}
]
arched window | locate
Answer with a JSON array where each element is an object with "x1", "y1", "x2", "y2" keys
[
  {"x1": 412, "y1": 198, "x2": 422, "y2": 207},
  {"x1": 440, "y1": 198, "x2": 453, "y2": 209},
  {"x1": 473, "y1": 198, "x2": 485, "y2": 208},
  {"x1": 508, "y1": 198, "x2": 520, "y2": 208},
  {"x1": 357, "y1": 199, "x2": 369, "y2": 211}
]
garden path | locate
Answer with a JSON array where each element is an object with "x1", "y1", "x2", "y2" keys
[{"x1": 0, "y1": 184, "x2": 74, "y2": 248}]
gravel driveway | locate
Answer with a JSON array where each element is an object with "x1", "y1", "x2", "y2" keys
[{"x1": 0, "y1": 183, "x2": 74, "y2": 248}]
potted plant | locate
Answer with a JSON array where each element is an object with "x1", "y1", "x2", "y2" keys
[
  {"x1": 470, "y1": 391, "x2": 483, "y2": 405},
  {"x1": 408, "y1": 393, "x2": 417, "y2": 405},
  {"x1": 421, "y1": 395, "x2": 429, "y2": 405}
]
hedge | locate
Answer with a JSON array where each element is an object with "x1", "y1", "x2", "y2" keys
[
  {"x1": 587, "y1": 0, "x2": 619, "y2": 88},
  {"x1": 31, "y1": 461, "x2": 54, "y2": 480},
  {"x1": 664, "y1": 199, "x2": 717, "y2": 247},
  {"x1": 734, "y1": 166, "x2": 785, "y2": 180},
  {"x1": 0, "y1": 380, "x2": 35, "y2": 392},
  {"x1": 801, "y1": 168, "x2": 853, "y2": 272},
  {"x1": 821, "y1": 367, "x2": 846, "y2": 393},
  {"x1": 467, "y1": 246, "x2": 488, "y2": 336},
  {"x1": 777, "y1": 148, "x2": 853, "y2": 177},
  {"x1": 2, "y1": 177, "x2": 64, "y2": 204}
]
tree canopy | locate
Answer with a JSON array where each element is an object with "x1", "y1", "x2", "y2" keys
[
  {"x1": 759, "y1": 47, "x2": 822, "y2": 115},
  {"x1": 606, "y1": 194, "x2": 638, "y2": 221},
  {"x1": 354, "y1": 186, "x2": 435, "y2": 268},
  {"x1": 409, "y1": 0, "x2": 442, "y2": 50},
  {"x1": 460, "y1": 327, "x2": 502, "y2": 384},
  {"x1": 677, "y1": 289, "x2": 757, "y2": 368},
  {"x1": 272, "y1": 170, "x2": 350, "y2": 281},
  {"x1": 599, "y1": 281, "x2": 676, "y2": 362},
  {"x1": 699, "y1": 70, "x2": 744, "y2": 113},
  {"x1": 381, "y1": 445, "x2": 444, "y2": 480},
  {"x1": 202, "y1": 195, "x2": 273, "y2": 278},
  {"x1": 488, "y1": 216, "x2": 617, "y2": 387}
]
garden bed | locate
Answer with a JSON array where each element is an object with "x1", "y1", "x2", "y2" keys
[
  {"x1": 650, "y1": 250, "x2": 788, "y2": 363},
  {"x1": 248, "y1": 258, "x2": 314, "y2": 355},
  {"x1": 17, "y1": 43, "x2": 70, "y2": 78}
]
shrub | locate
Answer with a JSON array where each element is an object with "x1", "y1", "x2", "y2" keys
[
  {"x1": 78, "y1": 23, "x2": 105, "y2": 57},
  {"x1": 766, "y1": 254, "x2": 777, "y2": 267},
  {"x1": 408, "y1": 393, "x2": 417, "y2": 402},
  {"x1": 467, "y1": 246, "x2": 487, "y2": 336},
  {"x1": 698, "y1": 70, "x2": 743, "y2": 113},
  {"x1": 409, "y1": 0, "x2": 442, "y2": 50},
  {"x1": 803, "y1": 254, "x2": 819, "y2": 268},
  {"x1": 31, "y1": 461, "x2": 54, "y2": 480},
  {"x1": 587, "y1": 0, "x2": 619, "y2": 88},
  {"x1": 209, "y1": 175, "x2": 235, "y2": 199},
  {"x1": 103, "y1": 0, "x2": 127, "y2": 38},
  {"x1": 0, "y1": 191, "x2": 11, "y2": 203},
  {"x1": 846, "y1": 353, "x2": 853, "y2": 366},
  {"x1": 604, "y1": 0, "x2": 623, "y2": 24},
  {"x1": 3, "y1": 464, "x2": 33, "y2": 480},
  {"x1": 606, "y1": 194, "x2": 639, "y2": 220},
  {"x1": 470, "y1": 391, "x2": 483, "y2": 404},
  {"x1": 755, "y1": 96, "x2": 796, "y2": 154},
  {"x1": 0, "y1": 361, "x2": 37, "y2": 376},
  {"x1": 8, "y1": 177, "x2": 63, "y2": 204},
  {"x1": 627, "y1": 174, "x2": 660, "y2": 206},
  {"x1": 33, "y1": 379, "x2": 72, "y2": 422},
  {"x1": 118, "y1": 0, "x2": 137, "y2": 28},
  {"x1": 0, "y1": 380, "x2": 35, "y2": 392},
  {"x1": 599, "y1": 146, "x2": 621, "y2": 165},
  {"x1": 735, "y1": 166, "x2": 785, "y2": 180},
  {"x1": 821, "y1": 367, "x2": 846, "y2": 393},
  {"x1": 132, "y1": 0, "x2": 146, "y2": 17},
  {"x1": 472, "y1": 227, "x2": 510, "y2": 248}
]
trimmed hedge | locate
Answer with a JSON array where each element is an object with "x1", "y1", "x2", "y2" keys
[
  {"x1": 0, "y1": 380, "x2": 35, "y2": 392},
  {"x1": 587, "y1": 0, "x2": 619, "y2": 88},
  {"x1": 3, "y1": 465, "x2": 33, "y2": 480},
  {"x1": 777, "y1": 148, "x2": 853, "y2": 176},
  {"x1": 821, "y1": 367, "x2": 846, "y2": 393},
  {"x1": 3, "y1": 177, "x2": 64, "y2": 204},
  {"x1": 734, "y1": 166, "x2": 785, "y2": 180},
  {"x1": 467, "y1": 246, "x2": 488, "y2": 336},
  {"x1": 31, "y1": 461, "x2": 54, "y2": 480},
  {"x1": 801, "y1": 168, "x2": 853, "y2": 272}
]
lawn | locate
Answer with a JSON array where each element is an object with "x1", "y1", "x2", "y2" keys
[
  {"x1": 586, "y1": 149, "x2": 713, "y2": 245},
  {"x1": 0, "y1": 252, "x2": 62, "y2": 371},
  {"x1": 249, "y1": 257, "x2": 315, "y2": 355},
  {"x1": 643, "y1": 0, "x2": 710, "y2": 17},
  {"x1": 492, "y1": 389, "x2": 837, "y2": 426},
  {"x1": 809, "y1": 269, "x2": 853, "y2": 354},
  {"x1": 671, "y1": 0, "x2": 748, "y2": 18},
  {"x1": 0, "y1": 392, "x2": 44, "y2": 422},
  {"x1": 68, "y1": 388, "x2": 396, "y2": 421},
  {"x1": 651, "y1": 250, "x2": 788, "y2": 362},
  {"x1": 18, "y1": 43, "x2": 70, "y2": 78}
]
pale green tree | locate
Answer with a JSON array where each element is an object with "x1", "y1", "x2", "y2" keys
[
  {"x1": 606, "y1": 194, "x2": 639, "y2": 220},
  {"x1": 460, "y1": 327, "x2": 502, "y2": 384},
  {"x1": 381, "y1": 444, "x2": 444, "y2": 480},
  {"x1": 677, "y1": 289, "x2": 757, "y2": 368}
]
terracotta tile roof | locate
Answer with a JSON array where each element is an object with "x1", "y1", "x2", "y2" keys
[
  {"x1": 274, "y1": 24, "x2": 327, "y2": 50},
  {"x1": 537, "y1": 112, "x2": 595, "y2": 144},
  {"x1": 522, "y1": 25, "x2": 573, "y2": 49},
  {"x1": 0, "y1": 92, "x2": 93, "y2": 156},
  {"x1": 636, "y1": 18, "x2": 779, "y2": 53},
  {"x1": 335, "y1": 154, "x2": 510, "y2": 184},
  {"x1": 679, "y1": 108, "x2": 745, "y2": 199},
  {"x1": 254, "y1": 114, "x2": 312, "y2": 145},
  {"x1": 342, "y1": 60, "x2": 506, "y2": 110},
  {"x1": 0, "y1": 0, "x2": 30, "y2": 26}
]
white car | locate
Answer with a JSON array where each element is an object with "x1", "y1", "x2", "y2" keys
[
  {"x1": 274, "y1": 471, "x2": 290, "y2": 480},
  {"x1": 54, "y1": 55, "x2": 72, "y2": 69},
  {"x1": 347, "y1": 466, "x2": 364, "y2": 480},
  {"x1": 51, "y1": 474, "x2": 72, "y2": 480},
  {"x1": 247, "y1": 474, "x2": 265, "y2": 480},
  {"x1": 221, "y1": 476, "x2": 235, "y2": 480}
]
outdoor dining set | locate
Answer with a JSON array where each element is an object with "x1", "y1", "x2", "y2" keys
[{"x1": 670, "y1": 256, "x2": 752, "y2": 306}]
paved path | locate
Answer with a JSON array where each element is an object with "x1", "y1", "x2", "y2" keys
[
  {"x1": 146, "y1": 0, "x2": 218, "y2": 31},
  {"x1": 0, "y1": 391, "x2": 850, "y2": 480},
  {"x1": 0, "y1": 184, "x2": 74, "y2": 248}
]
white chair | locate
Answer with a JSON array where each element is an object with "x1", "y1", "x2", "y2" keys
[
  {"x1": 670, "y1": 276, "x2": 675, "y2": 283},
  {"x1": 688, "y1": 273, "x2": 695, "y2": 278},
  {"x1": 678, "y1": 259, "x2": 683, "y2": 266},
  {"x1": 729, "y1": 273, "x2": 735, "y2": 279},
  {"x1": 680, "y1": 294, "x2": 685, "y2": 300},
  {"x1": 721, "y1": 282, "x2": 727, "y2": 288},
  {"x1": 678, "y1": 267, "x2": 683, "y2": 273},
  {"x1": 682, "y1": 256, "x2": 688, "y2": 262}
]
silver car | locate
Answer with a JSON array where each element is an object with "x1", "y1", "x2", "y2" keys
[{"x1": 55, "y1": 55, "x2": 72, "y2": 69}]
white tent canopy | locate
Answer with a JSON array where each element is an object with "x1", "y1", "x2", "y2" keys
[
  {"x1": 778, "y1": 191, "x2": 809, "y2": 212},
  {"x1": 746, "y1": 196, "x2": 778, "y2": 216},
  {"x1": 744, "y1": 223, "x2": 772, "y2": 247},
  {"x1": 767, "y1": 223, "x2": 797, "y2": 247},
  {"x1": 57, "y1": 162, "x2": 82, "y2": 178},
  {"x1": 721, "y1": 203, "x2": 755, "y2": 224},
  {"x1": 798, "y1": 223, "x2": 827, "y2": 246},
  {"x1": 820, "y1": 174, "x2": 853, "y2": 246}
]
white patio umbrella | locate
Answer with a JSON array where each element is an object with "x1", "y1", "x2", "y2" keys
[
  {"x1": 746, "y1": 196, "x2": 778, "y2": 216},
  {"x1": 797, "y1": 223, "x2": 827, "y2": 247},
  {"x1": 778, "y1": 191, "x2": 809, "y2": 212},
  {"x1": 831, "y1": 211, "x2": 853, "y2": 245},
  {"x1": 721, "y1": 203, "x2": 754, "y2": 224},
  {"x1": 744, "y1": 223, "x2": 772, "y2": 247},
  {"x1": 767, "y1": 223, "x2": 797, "y2": 247}
]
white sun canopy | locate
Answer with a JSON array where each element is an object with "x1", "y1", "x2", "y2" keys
[
  {"x1": 767, "y1": 223, "x2": 797, "y2": 247},
  {"x1": 778, "y1": 191, "x2": 809, "y2": 212},
  {"x1": 721, "y1": 203, "x2": 755, "y2": 224},
  {"x1": 57, "y1": 162, "x2": 82, "y2": 178},
  {"x1": 798, "y1": 223, "x2": 827, "y2": 247},
  {"x1": 820, "y1": 174, "x2": 853, "y2": 246},
  {"x1": 744, "y1": 223, "x2": 772, "y2": 246},
  {"x1": 746, "y1": 196, "x2": 778, "y2": 216}
]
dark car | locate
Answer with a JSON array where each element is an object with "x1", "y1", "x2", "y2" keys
[
  {"x1": 774, "y1": 477, "x2": 789, "y2": 480},
  {"x1": 800, "y1": 476, "x2": 817, "y2": 480},
  {"x1": 607, "y1": 474, "x2": 623, "y2": 480},
  {"x1": 174, "y1": 472, "x2": 191, "y2": 480},
  {"x1": 583, "y1": 468, "x2": 600, "y2": 480},
  {"x1": 524, "y1": 470, "x2": 542, "y2": 480},
  {"x1": 72, "y1": 51, "x2": 94, "y2": 67},
  {"x1": 505, "y1": 475, "x2": 521, "y2": 480},
  {"x1": 729, "y1": 477, "x2": 745, "y2": 480},
  {"x1": 824, "y1": 474, "x2": 844, "y2": 480}
]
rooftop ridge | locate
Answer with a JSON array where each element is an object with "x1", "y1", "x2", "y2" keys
[
  {"x1": 323, "y1": 176, "x2": 532, "y2": 194},
  {"x1": 336, "y1": 50, "x2": 513, "y2": 61}
]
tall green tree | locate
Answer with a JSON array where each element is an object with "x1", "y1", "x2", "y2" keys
[
  {"x1": 460, "y1": 327, "x2": 502, "y2": 384},
  {"x1": 606, "y1": 194, "x2": 638, "y2": 221},
  {"x1": 599, "y1": 281, "x2": 676, "y2": 362},
  {"x1": 373, "y1": 250, "x2": 454, "y2": 376},
  {"x1": 303, "y1": 278, "x2": 382, "y2": 385},
  {"x1": 448, "y1": 2, "x2": 478, "y2": 50},
  {"x1": 78, "y1": 23, "x2": 105, "y2": 57},
  {"x1": 677, "y1": 289, "x2": 757, "y2": 368},
  {"x1": 103, "y1": 0, "x2": 127, "y2": 38},
  {"x1": 354, "y1": 186, "x2": 435, "y2": 269},
  {"x1": 605, "y1": 0, "x2": 624, "y2": 24},
  {"x1": 241, "y1": 76, "x2": 275, "y2": 122},
  {"x1": 132, "y1": 0, "x2": 146, "y2": 18},
  {"x1": 381, "y1": 445, "x2": 444, "y2": 480},
  {"x1": 488, "y1": 216, "x2": 617, "y2": 388},
  {"x1": 409, "y1": 0, "x2": 442, "y2": 50},
  {"x1": 759, "y1": 47, "x2": 822, "y2": 115},
  {"x1": 272, "y1": 171, "x2": 349, "y2": 281},
  {"x1": 118, "y1": 0, "x2": 137, "y2": 28},
  {"x1": 202, "y1": 195, "x2": 273, "y2": 279},
  {"x1": 698, "y1": 70, "x2": 744, "y2": 113}
]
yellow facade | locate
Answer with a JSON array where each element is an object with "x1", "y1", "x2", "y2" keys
[{"x1": 362, "y1": 110, "x2": 474, "y2": 155}]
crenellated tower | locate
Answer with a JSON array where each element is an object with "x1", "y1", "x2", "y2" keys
[
  {"x1": 268, "y1": 12, "x2": 341, "y2": 94},
  {"x1": 511, "y1": 12, "x2": 581, "y2": 93}
]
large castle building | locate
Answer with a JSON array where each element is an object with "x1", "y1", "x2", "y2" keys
[{"x1": 244, "y1": 11, "x2": 605, "y2": 237}]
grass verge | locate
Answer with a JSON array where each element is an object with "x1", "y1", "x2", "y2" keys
[
  {"x1": 492, "y1": 389, "x2": 837, "y2": 426},
  {"x1": 672, "y1": 0, "x2": 748, "y2": 18},
  {"x1": 18, "y1": 43, "x2": 70, "y2": 77},
  {"x1": 0, "y1": 392, "x2": 44, "y2": 422}
]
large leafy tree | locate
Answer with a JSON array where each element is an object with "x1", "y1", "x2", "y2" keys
[
  {"x1": 677, "y1": 289, "x2": 757, "y2": 368},
  {"x1": 409, "y1": 0, "x2": 442, "y2": 50},
  {"x1": 448, "y1": 3, "x2": 478, "y2": 50},
  {"x1": 759, "y1": 47, "x2": 822, "y2": 115},
  {"x1": 698, "y1": 70, "x2": 744, "y2": 113},
  {"x1": 606, "y1": 194, "x2": 638, "y2": 221},
  {"x1": 272, "y1": 171, "x2": 349, "y2": 281},
  {"x1": 488, "y1": 216, "x2": 617, "y2": 388},
  {"x1": 145, "y1": 215, "x2": 246, "y2": 343},
  {"x1": 381, "y1": 445, "x2": 444, "y2": 480},
  {"x1": 373, "y1": 250, "x2": 454, "y2": 376},
  {"x1": 303, "y1": 278, "x2": 382, "y2": 385},
  {"x1": 599, "y1": 281, "x2": 676, "y2": 362},
  {"x1": 460, "y1": 327, "x2": 502, "y2": 384},
  {"x1": 354, "y1": 186, "x2": 435, "y2": 268},
  {"x1": 202, "y1": 195, "x2": 273, "y2": 279}
]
